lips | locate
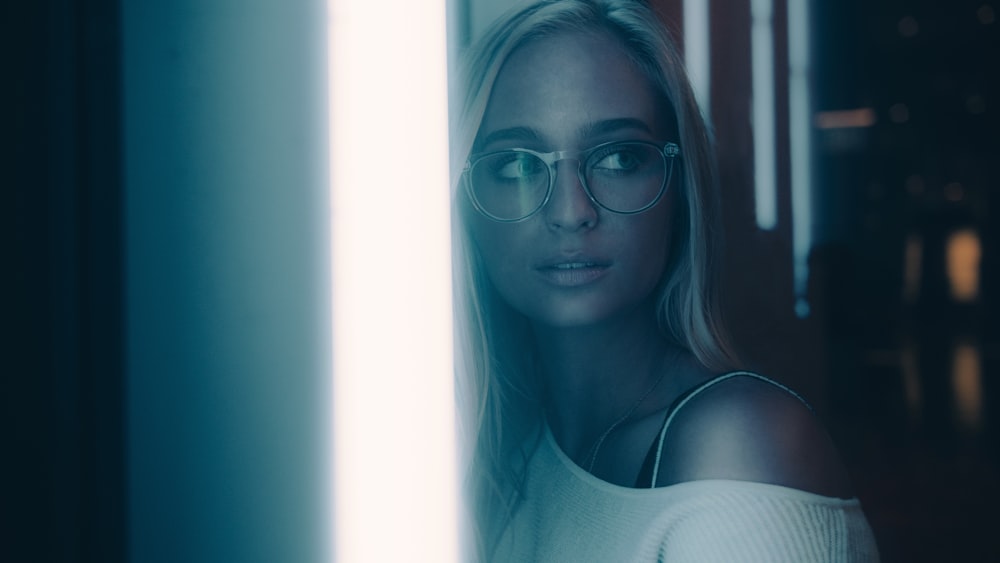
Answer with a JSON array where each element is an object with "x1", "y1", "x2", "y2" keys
[
  {"x1": 535, "y1": 256, "x2": 611, "y2": 287},
  {"x1": 550, "y1": 262, "x2": 600, "y2": 270}
]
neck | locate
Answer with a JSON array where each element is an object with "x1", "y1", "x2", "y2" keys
[{"x1": 532, "y1": 303, "x2": 678, "y2": 461}]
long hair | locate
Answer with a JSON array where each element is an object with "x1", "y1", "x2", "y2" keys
[{"x1": 450, "y1": 1, "x2": 737, "y2": 558}]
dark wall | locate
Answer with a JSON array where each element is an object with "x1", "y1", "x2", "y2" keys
[{"x1": 6, "y1": 1, "x2": 124, "y2": 562}]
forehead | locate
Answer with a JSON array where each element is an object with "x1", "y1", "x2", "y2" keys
[{"x1": 479, "y1": 30, "x2": 671, "y2": 147}]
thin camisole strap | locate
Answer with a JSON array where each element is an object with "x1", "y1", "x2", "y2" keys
[{"x1": 641, "y1": 371, "x2": 812, "y2": 489}]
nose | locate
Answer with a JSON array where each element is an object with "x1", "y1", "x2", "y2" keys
[{"x1": 543, "y1": 160, "x2": 598, "y2": 231}]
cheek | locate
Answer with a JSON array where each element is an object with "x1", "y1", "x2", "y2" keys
[
  {"x1": 637, "y1": 202, "x2": 675, "y2": 281},
  {"x1": 635, "y1": 232, "x2": 671, "y2": 296},
  {"x1": 467, "y1": 218, "x2": 520, "y2": 289},
  {"x1": 463, "y1": 192, "x2": 512, "y2": 264},
  {"x1": 468, "y1": 218, "x2": 502, "y2": 263}
]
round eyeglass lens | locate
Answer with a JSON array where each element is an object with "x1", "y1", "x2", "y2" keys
[
  {"x1": 469, "y1": 152, "x2": 549, "y2": 221},
  {"x1": 584, "y1": 142, "x2": 667, "y2": 213}
]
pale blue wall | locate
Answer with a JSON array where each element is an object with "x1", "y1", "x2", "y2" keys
[{"x1": 124, "y1": 2, "x2": 329, "y2": 561}]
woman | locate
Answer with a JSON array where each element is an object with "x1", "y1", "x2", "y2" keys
[{"x1": 451, "y1": 1, "x2": 879, "y2": 561}]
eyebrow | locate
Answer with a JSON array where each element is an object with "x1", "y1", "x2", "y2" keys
[
  {"x1": 581, "y1": 117, "x2": 653, "y2": 139},
  {"x1": 476, "y1": 126, "x2": 543, "y2": 150},
  {"x1": 476, "y1": 118, "x2": 654, "y2": 151}
]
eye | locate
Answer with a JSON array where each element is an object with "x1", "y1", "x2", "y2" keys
[
  {"x1": 489, "y1": 152, "x2": 545, "y2": 181},
  {"x1": 590, "y1": 145, "x2": 644, "y2": 174}
]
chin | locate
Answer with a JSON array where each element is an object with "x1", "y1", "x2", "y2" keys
[{"x1": 523, "y1": 297, "x2": 645, "y2": 330}]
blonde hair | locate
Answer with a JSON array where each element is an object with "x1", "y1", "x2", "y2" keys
[{"x1": 450, "y1": 1, "x2": 737, "y2": 558}]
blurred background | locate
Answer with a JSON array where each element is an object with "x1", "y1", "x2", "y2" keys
[
  {"x1": 650, "y1": 1, "x2": 999, "y2": 561},
  {"x1": 807, "y1": 2, "x2": 998, "y2": 561},
  {"x1": 7, "y1": 0, "x2": 997, "y2": 561}
]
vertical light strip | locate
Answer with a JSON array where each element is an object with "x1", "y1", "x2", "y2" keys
[
  {"x1": 951, "y1": 340, "x2": 984, "y2": 431},
  {"x1": 751, "y1": 0, "x2": 777, "y2": 230},
  {"x1": 787, "y1": 0, "x2": 813, "y2": 317},
  {"x1": 329, "y1": 1, "x2": 458, "y2": 562},
  {"x1": 684, "y1": 0, "x2": 711, "y2": 118}
]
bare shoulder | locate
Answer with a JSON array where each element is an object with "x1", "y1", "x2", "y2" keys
[{"x1": 654, "y1": 375, "x2": 854, "y2": 499}]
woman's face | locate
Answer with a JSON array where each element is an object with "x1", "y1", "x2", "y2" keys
[{"x1": 467, "y1": 30, "x2": 677, "y2": 329}]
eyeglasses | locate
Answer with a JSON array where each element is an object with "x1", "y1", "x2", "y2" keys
[{"x1": 463, "y1": 140, "x2": 680, "y2": 222}]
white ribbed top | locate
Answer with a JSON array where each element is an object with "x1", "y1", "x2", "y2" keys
[{"x1": 493, "y1": 425, "x2": 880, "y2": 562}]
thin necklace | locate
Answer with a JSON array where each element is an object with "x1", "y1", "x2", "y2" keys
[{"x1": 584, "y1": 370, "x2": 667, "y2": 473}]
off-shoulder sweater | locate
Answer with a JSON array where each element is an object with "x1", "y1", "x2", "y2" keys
[{"x1": 492, "y1": 373, "x2": 880, "y2": 562}]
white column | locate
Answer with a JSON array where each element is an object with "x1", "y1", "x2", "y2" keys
[{"x1": 329, "y1": 0, "x2": 458, "y2": 562}]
